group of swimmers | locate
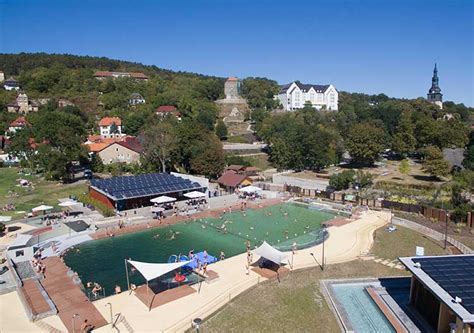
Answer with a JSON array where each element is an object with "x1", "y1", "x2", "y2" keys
[
  {"x1": 86, "y1": 281, "x2": 103, "y2": 297},
  {"x1": 31, "y1": 254, "x2": 46, "y2": 275}
]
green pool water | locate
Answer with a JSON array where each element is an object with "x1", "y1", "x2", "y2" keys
[{"x1": 64, "y1": 203, "x2": 335, "y2": 297}]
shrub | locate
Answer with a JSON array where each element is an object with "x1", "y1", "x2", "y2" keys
[{"x1": 78, "y1": 193, "x2": 115, "y2": 217}]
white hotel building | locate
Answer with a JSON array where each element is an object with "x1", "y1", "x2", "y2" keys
[{"x1": 275, "y1": 81, "x2": 338, "y2": 111}]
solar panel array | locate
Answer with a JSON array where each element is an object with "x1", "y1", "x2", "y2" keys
[
  {"x1": 91, "y1": 173, "x2": 204, "y2": 200},
  {"x1": 413, "y1": 256, "x2": 474, "y2": 314}
]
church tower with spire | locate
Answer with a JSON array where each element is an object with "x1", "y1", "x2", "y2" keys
[{"x1": 427, "y1": 63, "x2": 443, "y2": 109}]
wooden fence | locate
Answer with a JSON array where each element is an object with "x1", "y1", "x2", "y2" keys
[{"x1": 263, "y1": 182, "x2": 473, "y2": 227}]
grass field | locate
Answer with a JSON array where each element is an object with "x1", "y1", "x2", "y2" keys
[
  {"x1": 200, "y1": 226, "x2": 448, "y2": 332},
  {"x1": 0, "y1": 167, "x2": 88, "y2": 220},
  {"x1": 371, "y1": 225, "x2": 450, "y2": 260},
  {"x1": 200, "y1": 261, "x2": 404, "y2": 333}
]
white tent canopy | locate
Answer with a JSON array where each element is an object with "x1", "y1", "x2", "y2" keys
[
  {"x1": 240, "y1": 185, "x2": 262, "y2": 194},
  {"x1": 253, "y1": 241, "x2": 289, "y2": 265},
  {"x1": 0, "y1": 216, "x2": 12, "y2": 222},
  {"x1": 150, "y1": 206, "x2": 165, "y2": 213},
  {"x1": 127, "y1": 259, "x2": 191, "y2": 281},
  {"x1": 150, "y1": 195, "x2": 176, "y2": 204},
  {"x1": 32, "y1": 205, "x2": 54, "y2": 212},
  {"x1": 58, "y1": 200, "x2": 79, "y2": 207},
  {"x1": 183, "y1": 191, "x2": 206, "y2": 199}
]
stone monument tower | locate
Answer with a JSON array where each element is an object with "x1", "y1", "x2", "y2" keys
[
  {"x1": 215, "y1": 76, "x2": 250, "y2": 137},
  {"x1": 224, "y1": 77, "x2": 241, "y2": 100}
]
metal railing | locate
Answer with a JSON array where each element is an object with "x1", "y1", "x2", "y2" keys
[{"x1": 393, "y1": 217, "x2": 473, "y2": 254}]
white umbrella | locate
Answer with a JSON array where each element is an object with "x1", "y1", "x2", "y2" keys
[
  {"x1": 240, "y1": 185, "x2": 262, "y2": 194},
  {"x1": 151, "y1": 206, "x2": 165, "y2": 213},
  {"x1": 0, "y1": 216, "x2": 12, "y2": 222},
  {"x1": 150, "y1": 195, "x2": 176, "y2": 204},
  {"x1": 183, "y1": 191, "x2": 206, "y2": 199},
  {"x1": 32, "y1": 205, "x2": 54, "y2": 212},
  {"x1": 58, "y1": 200, "x2": 79, "y2": 207}
]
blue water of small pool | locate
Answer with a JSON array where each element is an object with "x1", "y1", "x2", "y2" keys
[{"x1": 332, "y1": 283, "x2": 396, "y2": 333}]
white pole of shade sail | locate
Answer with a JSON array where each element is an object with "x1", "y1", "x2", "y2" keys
[{"x1": 125, "y1": 259, "x2": 130, "y2": 293}]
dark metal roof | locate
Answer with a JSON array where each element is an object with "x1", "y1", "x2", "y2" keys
[{"x1": 279, "y1": 81, "x2": 331, "y2": 94}]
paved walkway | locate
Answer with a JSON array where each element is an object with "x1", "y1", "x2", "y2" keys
[{"x1": 92, "y1": 210, "x2": 390, "y2": 332}]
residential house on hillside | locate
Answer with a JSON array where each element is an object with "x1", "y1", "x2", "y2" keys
[
  {"x1": 7, "y1": 116, "x2": 31, "y2": 136},
  {"x1": 3, "y1": 77, "x2": 20, "y2": 91},
  {"x1": 276, "y1": 81, "x2": 338, "y2": 111},
  {"x1": 129, "y1": 93, "x2": 146, "y2": 106},
  {"x1": 85, "y1": 136, "x2": 143, "y2": 165},
  {"x1": 155, "y1": 105, "x2": 181, "y2": 120},
  {"x1": 94, "y1": 71, "x2": 149, "y2": 81},
  {"x1": 99, "y1": 117, "x2": 123, "y2": 138},
  {"x1": 7, "y1": 93, "x2": 39, "y2": 114},
  {"x1": 57, "y1": 98, "x2": 75, "y2": 108},
  {"x1": 98, "y1": 136, "x2": 143, "y2": 165}
]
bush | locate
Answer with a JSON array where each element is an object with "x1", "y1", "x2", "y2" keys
[
  {"x1": 329, "y1": 170, "x2": 355, "y2": 191},
  {"x1": 0, "y1": 222, "x2": 5, "y2": 234},
  {"x1": 78, "y1": 193, "x2": 115, "y2": 217}
]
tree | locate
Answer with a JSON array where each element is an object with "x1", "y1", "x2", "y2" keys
[
  {"x1": 421, "y1": 146, "x2": 450, "y2": 179},
  {"x1": 391, "y1": 111, "x2": 416, "y2": 156},
  {"x1": 109, "y1": 122, "x2": 119, "y2": 135},
  {"x1": 143, "y1": 122, "x2": 177, "y2": 172},
  {"x1": 346, "y1": 123, "x2": 386, "y2": 166},
  {"x1": 215, "y1": 119, "x2": 228, "y2": 140},
  {"x1": 90, "y1": 153, "x2": 104, "y2": 173},
  {"x1": 329, "y1": 170, "x2": 355, "y2": 191},
  {"x1": 355, "y1": 170, "x2": 373, "y2": 188},
  {"x1": 399, "y1": 159, "x2": 410, "y2": 174},
  {"x1": 190, "y1": 135, "x2": 225, "y2": 178}
]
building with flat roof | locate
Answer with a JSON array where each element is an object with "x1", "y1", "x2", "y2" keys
[
  {"x1": 400, "y1": 254, "x2": 474, "y2": 333},
  {"x1": 89, "y1": 172, "x2": 206, "y2": 211}
]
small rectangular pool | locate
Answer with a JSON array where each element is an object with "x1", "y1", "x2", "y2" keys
[{"x1": 328, "y1": 282, "x2": 396, "y2": 333}]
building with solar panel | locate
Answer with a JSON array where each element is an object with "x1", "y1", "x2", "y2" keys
[
  {"x1": 400, "y1": 254, "x2": 474, "y2": 333},
  {"x1": 89, "y1": 172, "x2": 207, "y2": 211}
]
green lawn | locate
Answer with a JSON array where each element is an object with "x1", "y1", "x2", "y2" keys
[
  {"x1": 371, "y1": 225, "x2": 450, "y2": 260},
  {"x1": 200, "y1": 225, "x2": 448, "y2": 332},
  {"x1": 200, "y1": 261, "x2": 404, "y2": 333},
  {"x1": 0, "y1": 167, "x2": 88, "y2": 220}
]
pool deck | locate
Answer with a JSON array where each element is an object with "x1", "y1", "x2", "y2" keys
[
  {"x1": 0, "y1": 206, "x2": 389, "y2": 333},
  {"x1": 92, "y1": 209, "x2": 390, "y2": 332},
  {"x1": 38, "y1": 257, "x2": 107, "y2": 332}
]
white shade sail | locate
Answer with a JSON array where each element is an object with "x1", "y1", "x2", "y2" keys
[
  {"x1": 183, "y1": 191, "x2": 206, "y2": 199},
  {"x1": 58, "y1": 200, "x2": 79, "y2": 207},
  {"x1": 127, "y1": 259, "x2": 191, "y2": 281},
  {"x1": 32, "y1": 205, "x2": 54, "y2": 212},
  {"x1": 253, "y1": 241, "x2": 289, "y2": 265},
  {"x1": 150, "y1": 196, "x2": 176, "y2": 204},
  {"x1": 240, "y1": 185, "x2": 262, "y2": 194}
]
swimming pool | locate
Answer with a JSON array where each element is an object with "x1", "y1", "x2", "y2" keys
[
  {"x1": 64, "y1": 203, "x2": 335, "y2": 297},
  {"x1": 330, "y1": 282, "x2": 396, "y2": 333}
]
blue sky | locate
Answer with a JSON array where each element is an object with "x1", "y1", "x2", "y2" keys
[{"x1": 1, "y1": 0, "x2": 473, "y2": 105}]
